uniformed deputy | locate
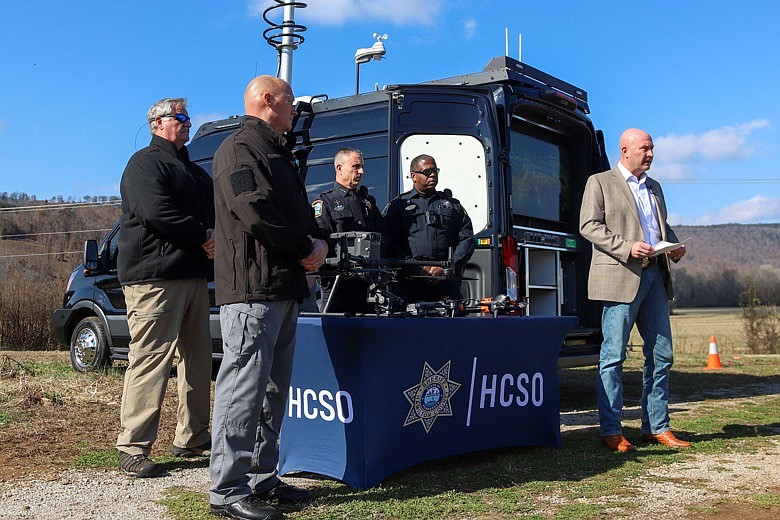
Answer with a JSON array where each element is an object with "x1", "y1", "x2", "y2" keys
[
  {"x1": 311, "y1": 147, "x2": 384, "y2": 312},
  {"x1": 383, "y1": 154, "x2": 475, "y2": 303}
]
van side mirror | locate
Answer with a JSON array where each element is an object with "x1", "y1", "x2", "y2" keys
[{"x1": 83, "y1": 240, "x2": 99, "y2": 272}]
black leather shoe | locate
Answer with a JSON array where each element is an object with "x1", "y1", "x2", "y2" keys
[
  {"x1": 210, "y1": 495, "x2": 283, "y2": 520},
  {"x1": 255, "y1": 480, "x2": 312, "y2": 505}
]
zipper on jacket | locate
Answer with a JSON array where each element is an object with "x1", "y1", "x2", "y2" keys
[{"x1": 243, "y1": 232, "x2": 253, "y2": 297}]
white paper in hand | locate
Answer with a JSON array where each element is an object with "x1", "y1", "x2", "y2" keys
[{"x1": 651, "y1": 237, "x2": 691, "y2": 257}]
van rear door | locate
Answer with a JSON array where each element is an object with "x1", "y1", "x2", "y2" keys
[{"x1": 386, "y1": 86, "x2": 504, "y2": 300}]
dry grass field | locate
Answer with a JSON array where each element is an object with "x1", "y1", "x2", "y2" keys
[{"x1": 631, "y1": 307, "x2": 746, "y2": 357}]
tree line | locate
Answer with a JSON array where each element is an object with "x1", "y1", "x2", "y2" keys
[
  {"x1": 0, "y1": 191, "x2": 119, "y2": 206},
  {"x1": 0, "y1": 200, "x2": 777, "y2": 349}
]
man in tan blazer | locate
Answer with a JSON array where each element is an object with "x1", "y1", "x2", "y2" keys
[{"x1": 580, "y1": 128, "x2": 689, "y2": 452}]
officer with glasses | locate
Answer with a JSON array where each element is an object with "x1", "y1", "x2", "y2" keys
[
  {"x1": 383, "y1": 154, "x2": 475, "y2": 303},
  {"x1": 116, "y1": 97, "x2": 215, "y2": 478}
]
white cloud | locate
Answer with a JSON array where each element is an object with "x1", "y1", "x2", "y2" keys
[
  {"x1": 652, "y1": 119, "x2": 770, "y2": 179},
  {"x1": 249, "y1": 0, "x2": 444, "y2": 26},
  {"x1": 463, "y1": 18, "x2": 478, "y2": 40},
  {"x1": 669, "y1": 195, "x2": 780, "y2": 225}
]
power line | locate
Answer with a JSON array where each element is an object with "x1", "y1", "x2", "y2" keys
[
  {"x1": 0, "y1": 228, "x2": 113, "y2": 239},
  {"x1": 0, "y1": 251, "x2": 81, "y2": 259},
  {"x1": 661, "y1": 178, "x2": 780, "y2": 184},
  {"x1": 0, "y1": 201, "x2": 121, "y2": 213}
]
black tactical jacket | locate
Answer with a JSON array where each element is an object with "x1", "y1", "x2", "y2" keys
[
  {"x1": 118, "y1": 135, "x2": 214, "y2": 285},
  {"x1": 212, "y1": 116, "x2": 327, "y2": 305}
]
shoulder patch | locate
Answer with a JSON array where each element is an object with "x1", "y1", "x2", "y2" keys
[
  {"x1": 312, "y1": 200, "x2": 324, "y2": 218},
  {"x1": 229, "y1": 169, "x2": 257, "y2": 196}
]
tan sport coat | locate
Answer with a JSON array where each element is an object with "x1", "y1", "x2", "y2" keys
[{"x1": 579, "y1": 166, "x2": 678, "y2": 303}]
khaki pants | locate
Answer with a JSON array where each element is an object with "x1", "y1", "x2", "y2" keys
[{"x1": 116, "y1": 278, "x2": 212, "y2": 456}]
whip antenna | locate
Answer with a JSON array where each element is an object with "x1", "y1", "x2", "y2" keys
[{"x1": 262, "y1": 0, "x2": 307, "y2": 85}]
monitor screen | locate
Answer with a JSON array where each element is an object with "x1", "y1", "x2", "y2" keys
[{"x1": 510, "y1": 128, "x2": 572, "y2": 224}]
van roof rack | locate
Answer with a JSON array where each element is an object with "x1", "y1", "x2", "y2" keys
[{"x1": 424, "y1": 55, "x2": 588, "y2": 105}]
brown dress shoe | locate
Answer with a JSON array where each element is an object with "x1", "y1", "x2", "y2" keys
[
  {"x1": 602, "y1": 434, "x2": 636, "y2": 452},
  {"x1": 641, "y1": 430, "x2": 691, "y2": 449}
]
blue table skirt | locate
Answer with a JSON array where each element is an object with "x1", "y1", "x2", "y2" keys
[{"x1": 279, "y1": 315, "x2": 577, "y2": 489}]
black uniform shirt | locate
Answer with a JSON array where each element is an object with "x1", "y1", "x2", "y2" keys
[
  {"x1": 312, "y1": 182, "x2": 384, "y2": 251},
  {"x1": 383, "y1": 188, "x2": 475, "y2": 274}
]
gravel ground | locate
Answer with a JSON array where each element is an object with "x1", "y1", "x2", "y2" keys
[
  {"x1": 1, "y1": 395, "x2": 778, "y2": 520},
  {"x1": 0, "y1": 465, "x2": 318, "y2": 520},
  {"x1": 0, "y1": 466, "x2": 209, "y2": 519}
]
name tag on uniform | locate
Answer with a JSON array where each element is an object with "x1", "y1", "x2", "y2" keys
[{"x1": 405, "y1": 204, "x2": 416, "y2": 211}]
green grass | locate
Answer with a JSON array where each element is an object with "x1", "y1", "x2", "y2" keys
[
  {"x1": 0, "y1": 410, "x2": 11, "y2": 426},
  {"x1": 749, "y1": 492, "x2": 780, "y2": 508},
  {"x1": 157, "y1": 487, "x2": 212, "y2": 520},
  {"x1": 71, "y1": 445, "x2": 200, "y2": 470},
  {"x1": 73, "y1": 447, "x2": 117, "y2": 469},
  {"x1": 18, "y1": 360, "x2": 78, "y2": 378}
]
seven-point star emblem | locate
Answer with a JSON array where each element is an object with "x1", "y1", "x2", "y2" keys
[{"x1": 403, "y1": 360, "x2": 461, "y2": 433}]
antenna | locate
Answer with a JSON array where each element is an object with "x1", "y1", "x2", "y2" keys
[
  {"x1": 262, "y1": 1, "x2": 308, "y2": 86},
  {"x1": 354, "y1": 33, "x2": 388, "y2": 95},
  {"x1": 518, "y1": 33, "x2": 522, "y2": 62},
  {"x1": 505, "y1": 28, "x2": 523, "y2": 62}
]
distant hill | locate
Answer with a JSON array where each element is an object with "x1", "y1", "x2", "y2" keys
[
  {"x1": 0, "y1": 200, "x2": 119, "y2": 283},
  {"x1": 668, "y1": 224, "x2": 779, "y2": 307},
  {"x1": 673, "y1": 224, "x2": 780, "y2": 275}
]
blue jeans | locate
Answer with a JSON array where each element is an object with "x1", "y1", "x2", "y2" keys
[
  {"x1": 209, "y1": 300, "x2": 298, "y2": 506},
  {"x1": 597, "y1": 264, "x2": 674, "y2": 436}
]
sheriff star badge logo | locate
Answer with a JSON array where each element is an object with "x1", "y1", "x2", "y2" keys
[{"x1": 403, "y1": 360, "x2": 461, "y2": 433}]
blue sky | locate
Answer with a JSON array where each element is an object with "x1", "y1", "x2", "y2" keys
[{"x1": 2, "y1": 0, "x2": 779, "y2": 226}]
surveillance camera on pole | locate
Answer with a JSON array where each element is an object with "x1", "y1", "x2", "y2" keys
[{"x1": 355, "y1": 33, "x2": 387, "y2": 94}]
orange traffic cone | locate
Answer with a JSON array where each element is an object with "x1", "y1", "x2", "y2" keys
[{"x1": 705, "y1": 335, "x2": 722, "y2": 370}]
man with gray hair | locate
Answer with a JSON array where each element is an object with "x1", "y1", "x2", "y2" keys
[{"x1": 116, "y1": 97, "x2": 215, "y2": 477}]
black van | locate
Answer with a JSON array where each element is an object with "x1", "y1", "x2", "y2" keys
[{"x1": 52, "y1": 56, "x2": 607, "y2": 372}]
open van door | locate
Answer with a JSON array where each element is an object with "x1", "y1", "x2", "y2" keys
[{"x1": 386, "y1": 85, "x2": 505, "y2": 300}]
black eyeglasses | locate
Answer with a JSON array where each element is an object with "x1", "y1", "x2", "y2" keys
[
  {"x1": 411, "y1": 167, "x2": 440, "y2": 176},
  {"x1": 161, "y1": 113, "x2": 190, "y2": 123}
]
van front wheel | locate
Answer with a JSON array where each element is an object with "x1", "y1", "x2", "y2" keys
[{"x1": 70, "y1": 317, "x2": 110, "y2": 372}]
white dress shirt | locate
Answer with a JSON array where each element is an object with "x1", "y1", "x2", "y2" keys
[{"x1": 618, "y1": 162, "x2": 662, "y2": 246}]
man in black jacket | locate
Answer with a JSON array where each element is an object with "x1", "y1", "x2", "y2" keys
[
  {"x1": 209, "y1": 76, "x2": 328, "y2": 520},
  {"x1": 116, "y1": 98, "x2": 215, "y2": 478}
]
